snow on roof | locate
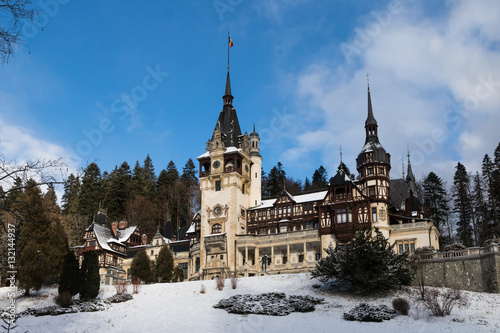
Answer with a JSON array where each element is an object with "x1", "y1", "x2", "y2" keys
[
  {"x1": 91, "y1": 223, "x2": 124, "y2": 255},
  {"x1": 224, "y1": 147, "x2": 242, "y2": 155},
  {"x1": 197, "y1": 151, "x2": 210, "y2": 160},
  {"x1": 204, "y1": 232, "x2": 226, "y2": 238},
  {"x1": 186, "y1": 222, "x2": 196, "y2": 234},
  {"x1": 248, "y1": 190, "x2": 328, "y2": 210},
  {"x1": 117, "y1": 226, "x2": 137, "y2": 243}
]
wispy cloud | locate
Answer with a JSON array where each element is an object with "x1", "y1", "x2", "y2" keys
[{"x1": 279, "y1": 0, "x2": 500, "y2": 183}]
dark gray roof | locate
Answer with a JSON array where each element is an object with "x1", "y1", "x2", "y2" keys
[
  {"x1": 366, "y1": 86, "x2": 377, "y2": 126},
  {"x1": 177, "y1": 226, "x2": 190, "y2": 241},
  {"x1": 329, "y1": 169, "x2": 351, "y2": 186},
  {"x1": 390, "y1": 179, "x2": 410, "y2": 211},
  {"x1": 213, "y1": 107, "x2": 242, "y2": 148},
  {"x1": 356, "y1": 141, "x2": 389, "y2": 167}
]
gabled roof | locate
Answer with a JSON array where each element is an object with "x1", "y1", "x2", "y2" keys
[
  {"x1": 117, "y1": 226, "x2": 138, "y2": 243},
  {"x1": 85, "y1": 223, "x2": 126, "y2": 256}
]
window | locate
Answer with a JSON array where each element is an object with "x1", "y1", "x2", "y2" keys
[
  {"x1": 255, "y1": 172, "x2": 257, "y2": 178},
  {"x1": 151, "y1": 250, "x2": 154, "y2": 256},
  {"x1": 372, "y1": 207, "x2": 377, "y2": 222},
  {"x1": 212, "y1": 224, "x2": 222, "y2": 234},
  {"x1": 379, "y1": 167, "x2": 384, "y2": 175},
  {"x1": 368, "y1": 168, "x2": 374, "y2": 175},
  {"x1": 220, "y1": 255, "x2": 224, "y2": 260},
  {"x1": 242, "y1": 184, "x2": 245, "y2": 194},
  {"x1": 195, "y1": 257, "x2": 200, "y2": 271},
  {"x1": 315, "y1": 253, "x2": 321, "y2": 261},
  {"x1": 283, "y1": 256, "x2": 288, "y2": 264},
  {"x1": 241, "y1": 209, "x2": 245, "y2": 217},
  {"x1": 287, "y1": 206, "x2": 292, "y2": 214},
  {"x1": 411, "y1": 243, "x2": 415, "y2": 253},
  {"x1": 280, "y1": 225, "x2": 287, "y2": 233},
  {"x1": 259, "y1": 228, "x2": 267, "y2": 235},
  {"x1": 270, "y1": 209, "x2": 275, "y2": 216},
  {"x1": 396, "y1": 240, "x2": 417, "y2": 254},
  {"x1": 298, "y1": 254, "x2": 304, "y2": 263},
  {"x1": 180, "y1": 263, "x2": 188, "y2": 279},
  {"x1": 305, "y1": 221, "x2": 314, "y2": 229},
  {"x1": 215, "y1": 180, "x2": 221, "y2": 191},
  {"x1": 336, "y1": 208, "x2": 352, "y2": 223},
  {"x1": 278, "y1": 207, "x2": 283, "y2": 215},
  {"x1": 369, "y1": 186, "x2": 376, "y2": 197}
]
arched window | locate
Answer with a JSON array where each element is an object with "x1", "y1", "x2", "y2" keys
[
  {"x1": 195, "y1": 257, "x2": 200, "y2": 271},
  {"x1": 212, "y1": 223, "x2": 222, "y2": 234}
]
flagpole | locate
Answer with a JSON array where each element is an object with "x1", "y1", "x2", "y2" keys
[{"x1": 227, "y1": 32, "x2": 230, "y2": 71}]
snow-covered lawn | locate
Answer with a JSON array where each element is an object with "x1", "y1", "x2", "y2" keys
[{"x1": 1, "y1": 274, "x2": 499, "y2": 333}]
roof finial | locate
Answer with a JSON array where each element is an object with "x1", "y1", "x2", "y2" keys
[
  {"x1": 367, "y1": 73, "x2": 370, "y2": 91},
  {"x1": 227, "y1": 32, "x2": 233, "y2": 72},
  {"x1": 339, "y1": 145, "x2": 343, "y2": 163}
]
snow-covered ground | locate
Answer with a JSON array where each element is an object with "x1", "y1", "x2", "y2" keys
[{"x1": 2, "y1": 274, "x2": 500, "y2": 333}]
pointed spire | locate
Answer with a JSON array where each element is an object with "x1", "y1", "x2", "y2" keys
[
  {"x1": 364, "y1": 80, "x2": 379, "y2": 144},
  {"x1": 406, "y1": 146, "x2": 417, "y2": 196},
  {"x1": 223, "y1": 71, "x2": 233, "y2": 106}
]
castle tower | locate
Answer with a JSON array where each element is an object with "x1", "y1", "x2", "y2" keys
[
  {"x1": 194, "y1": 68, "x2": 256, "y2": 280},
  {"x1": 249, "y1": 124, "x2": 262, "y2": 208},
  {"x1": 356, "y1": 84, "x2": 391, "y2": 237}
]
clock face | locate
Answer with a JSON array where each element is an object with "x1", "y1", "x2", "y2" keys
[
  {"x1": 212, "y1": 160, "x2": 220, "y2": 169},
  {"x1": 214, "y1": 206, "x2": 222, "y2": 216},
  {"x1": 245, "y1": 164, "x2": 249, "y2": 173}
]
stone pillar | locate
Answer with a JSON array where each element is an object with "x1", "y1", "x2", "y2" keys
[
  {"x1": 271, "y1": 246, "x2": 275, "y2": 269},
  {"x1": 287, "y1": 244, "x2": 290, "y2": 267},
  {"x1": 303, "y1": 242, "x2": 307, "y2": 263},
  {"x1": 245, "y1": 246, "x2": 248, "y2": 266},
  {"x1": 255, "y1": 247, "x2": 259, "y2": 268}
]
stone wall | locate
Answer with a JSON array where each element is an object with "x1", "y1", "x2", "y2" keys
[{"x1": 412, "y1": 244, "x2": 500, "y2": 293}]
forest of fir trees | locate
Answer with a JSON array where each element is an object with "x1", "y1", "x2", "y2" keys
[{"x1": 61, "y1": 155, "x2": 201, "y2": 247}]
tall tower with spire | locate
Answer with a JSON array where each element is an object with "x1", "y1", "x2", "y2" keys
[
  {"x1": 356, "y1": 84, "x2": 391, "y2": 237},
  {"x1": 193, "y1": 64, "x2": 261, "y2": 280}
]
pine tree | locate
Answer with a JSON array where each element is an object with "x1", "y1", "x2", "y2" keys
[
  {"x1": 143, "y1": 154, "x2": 157, "y2": 198},
  {"x1": 18, "y1": 179, "x2": 68, "y2": 294},
  {"x1": 104, "y1": 161, "x2": 132, "y2": 220},
  {"x1": 58, "y1": 250, "x2": 80, "y2": 296},
  {"x1": 131, "y1": 160, "x2": 145, "y2": 196},
  {"x1": 62, "y1": 173, "x2": 80, "y2": 215},
  {"x1": 452, "y1": 162, "x2": 474, "y2": 247},
  {"x1": 471, "y1": 172, "x2": 490, "y2": 245},
  {"x1": 311, "y1": 228, "x2": 414, "y2": 293},
  {"x1": 304, "y1": 177, "x2": 311, "y2": 192},
  {"x1": 266, "y1": 162, "x2": 286, "y2": 197},
  {"x1": 482, "y1": 153, "x2": 500, "y2": 238},
  {"x1": 155, "y1": 246, "x2": 174, "y2": 282},
  {"x1": 312, "y1": 165, "x2": 328, "y2": 189},
  {"x1": 422, "y1": 172, "x2": 450, "y2": 247},
  {"x1": 79, "y1": 251, "x2": 100, "y2": 300},
  {"x1": 131, "y1": 249, "x2": 152, "y2": 282},
  {"x1": 78, "y1": 163, "x2": 103, "y2": 224}
]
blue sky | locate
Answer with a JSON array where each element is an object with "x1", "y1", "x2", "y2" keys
[{"x1": 1, "y1": 0, "x2": 499, "y2": 194}]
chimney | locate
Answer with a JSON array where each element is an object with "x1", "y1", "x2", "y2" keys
[
  {"x1": 119, "y1": 219, "x2": 127, "y2": 229},
  {"x1": 111, "y1": 221, "x2": 118, "y2": 237},
  {"x1": 142, "y1": 234, "x2": 148, "y2": 245}
]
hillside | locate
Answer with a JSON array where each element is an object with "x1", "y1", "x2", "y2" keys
[{"x1": 2, "y1": 274, "x2": 500, "y2": 332}]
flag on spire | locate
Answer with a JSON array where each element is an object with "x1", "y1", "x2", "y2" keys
[{"x1": 229, "y1": 37, "x2": 234, "y2": 47}]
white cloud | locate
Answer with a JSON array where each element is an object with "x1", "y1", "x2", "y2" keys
[{"x1": 281, "y1": 0, "x2": 500, "y2": 184}]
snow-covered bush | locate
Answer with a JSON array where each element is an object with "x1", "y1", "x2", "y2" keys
[
  {"x1": 392, "y1": 297, "x2": 410, "y2": 315},
  {"x1": 343, "y1": 303, "x2": 397, "y2": 322},
  {"x1": 444, "y1": 243, "x2": 466, "y2": 251},
  {"x1": 216, "y1": 276, "x2": 225, "y2": 291},
  {"x1": 419, "y1": 287, "x2": 464, "y2": 317}
]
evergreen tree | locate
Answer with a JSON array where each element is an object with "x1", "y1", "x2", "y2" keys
[
  {"x1": 471, "y1": 172, "x2": 490, "y2": 245},
  {"x1": 311, "y1": 228, "x2": 414, "y2": 293},
  {"x1": 482, "y1": 153, "x2": 500, "y2": 238},
  {"x1": 157, "y1": 161, "x2": 182, "y2": 229},
  {"x1": 422, "y1": 172, "x2": 450, "y2": 247},
  {"x1": 18, "y1": 245, "x2": 46, "y2": 296},
  {"x1": 78, "y1": 163, "x2": 103, "y2": 224},
  {"x1": 172, "y1": 265, "x2": 184, "y2": 282},
  {"x1": 155, "y1": 246, "x2": 174, "y2": 283},
  {"x1": 79, "y1": 251, "x2": 100, "y2": 300},
  {"x1": 304, "y1": 177, "x2": 312, "y2": 192},
  {"x1": 452, "y1": 162, "x2": 474, "y2": 247},
  {"x1": 62, "y1": 173, "x2": 80, "y2": 215},
  {"x1": 266, "y1": 162, "x2": 286, "y2": 197},
  {"x1": 131, "y1": 249, "x2": 152, "y2": 282},
  {"x1": 284, "y1": 177, "x2": 303, "y2": 194},
  {"x1": 180, "y1": 158, "x2": 200, "y2": 227},
  {"x1": 143, "y1": 154, "x2": 157, "y2": 198},
  {"x1": 18, "y1": 179, "x2": 68, "y2": 294},
  {"x1": 131, "y1": 160, "x2": 145, "y2": 196},
  {"x1": 104, "y1": 161, "x2": 132, "y2": 220},
  {"x1": 58, "y1": 250, "x2": 80, "y2": 296},
  {"x1": 312, "y1": 165, "x2": 328, "y2": 189}
]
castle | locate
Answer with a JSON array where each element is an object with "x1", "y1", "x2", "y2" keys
[
  {"x1": 75, "y1": 68, "x2": 440, "y2": 284},
  {"x1": 184, "y1": 69, "x2": 440, "y2": 280}
]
